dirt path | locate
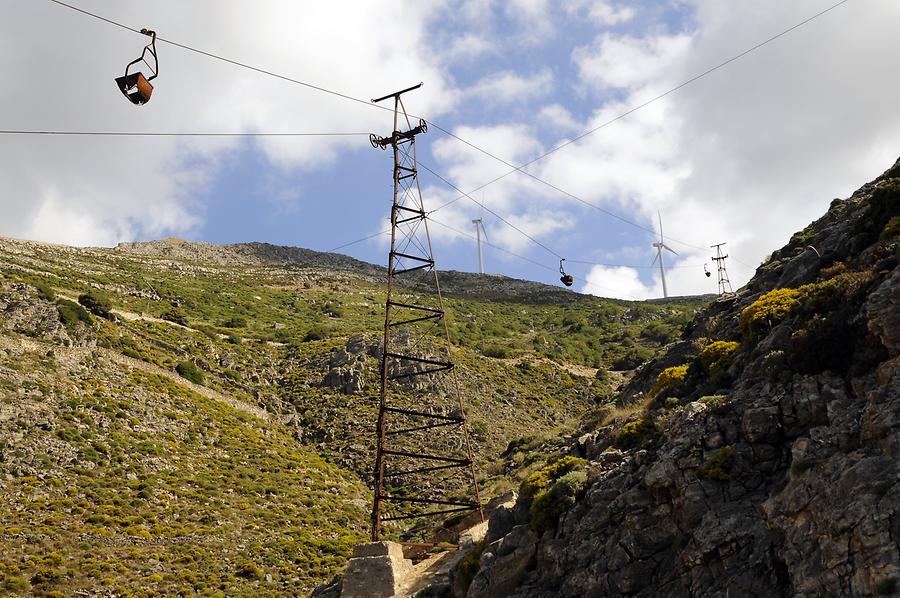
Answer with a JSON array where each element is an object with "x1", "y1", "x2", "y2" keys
[{"x1": 0, "y1": 334, "x2": 270, "y2": 422}]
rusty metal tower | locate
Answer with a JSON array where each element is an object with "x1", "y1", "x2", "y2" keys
[
  {"x1": 368, "y1": 83, "x2": 483, "y2": 541},
  {"x1": 711, "y1": 243, "x2": 733, "y2": 295}
]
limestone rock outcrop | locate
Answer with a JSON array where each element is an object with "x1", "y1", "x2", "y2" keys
[{"x1": 468, "y1": 159, "x2": 900, "y2": 597}]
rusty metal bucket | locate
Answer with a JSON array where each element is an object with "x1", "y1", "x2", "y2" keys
[{"x1": 115, "y1": 72, "x2": 154, "y2": 105}]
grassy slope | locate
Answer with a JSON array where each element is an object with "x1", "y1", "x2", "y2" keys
[
  {"x1": 0, "y1": 238, "x2": 707, "y2": 592},
  {"x1": 0, "y1": 340, "x2": 366, "y2": 596}
]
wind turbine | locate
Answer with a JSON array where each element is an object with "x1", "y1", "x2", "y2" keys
[
  {"x1": 472, "y1": 219, "x2": 488, "y2": 274},
  {"x1": 651, "y1": 212, "x2": 678, "y2": 298}
]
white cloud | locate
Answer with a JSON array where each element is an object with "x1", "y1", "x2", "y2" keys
[
  {"x1": 573, "y1": 32, "x2": 692, "y2": 90},
  {"x1": 505, "y1": 0, "x2": 555, "y2": 43},
  {"x1": 564, "y1": 0, "x2": 635, "y2": 25},
  {"x1": 465, "y1": 69, "x2": 554, "y2": 105},
  {"x1": 441, "y1": 33, "x2": 496, "y2": 64},
  {"x1": 537, "y1": 104, "x2": 581, "y2": 133},
  {"x1": 424, "y1": 123, "x2": 571, "y2": 255},
  {"x1": 556, "y1": 0, "x2": 900, "y2": 300},
  {"x1": 0, "y1": 0, "x2": 456, "y2": 246},
  {"x1": 581, "y1": 265, "x2": 657, "y2": 300}
]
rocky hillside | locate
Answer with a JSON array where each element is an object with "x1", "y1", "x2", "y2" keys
[
  {"x1": 0, "y1": 231, "x2": 703, "y2": 595},
  {"x1": 460, "y1": 158, "x2": 900, "y2": 597}
]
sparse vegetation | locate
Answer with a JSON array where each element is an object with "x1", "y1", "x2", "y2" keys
[
  {"x1": 56, "y1": 299, "x2": 92, "y2": 331},
  {"x1": 78, "y1": 291, "x2": 113, "y2": 319},
  {"x1": 161, "y1": 307, "x2": 188, "y2": 326},
  {"x1": 739, "y1": 288, "x2": 801, "y2": 338},
  {"x1": 519, "y1": 456, "x2": 588, "y2": 533},
  {"x1": 530, "y1": 469, "x2": 588, "y2": 533},
  {"x1": 0, "y1": 237, "x2": 703, "y2": 595},
  {"x1": 649, "y1": 365, "x2": 689, "y2": 398},
  {"x1": 175, "y1": 360, "x2": 204, "y2": 385},
  {"x1": 699, "y1": 341, "x2": 740, "y2": 373},
  {"x1": 456, "y1": 540, "x2": 486, "y2": 592},
  {"x1": 880, "y1": 216, "x2": 900, "y2": 241},
  {"x1": 614, "y1": 417, "x2": 657, "y2": 449},
  {"x1": 521, "y1": 456, "x2": 587, "y2": 500},
  {"x1": 697, "y1": 447, "x2": 735, "y2": 481}
]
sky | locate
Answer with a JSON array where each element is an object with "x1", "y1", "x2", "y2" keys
[{"x1": 1, "y1": 0, "x2": 899, "y2": 300}]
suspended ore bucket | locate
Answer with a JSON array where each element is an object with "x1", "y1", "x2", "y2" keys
[
  {"x1": 115, "y1": 72, "x2": 153, "y2": 105},
  {"x1": 559, "y1": 259, "x2": 574, "y2": 286},
  {"x1": 115, "y1": 28, "x2": 158, "y2": 106}
]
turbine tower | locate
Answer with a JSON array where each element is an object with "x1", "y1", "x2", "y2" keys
[
  {"x1": 651, "y1": 212, "x2": 678, "y2": 299},
  {"x1": 472, "y1": 218, "x2": 487, "y2": 274}
]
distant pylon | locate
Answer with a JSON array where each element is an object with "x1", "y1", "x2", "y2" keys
[
  {"x1": 368, "y1": 83, "x2": 483, "y2": 541},
  {"x1": 472, "y1": 219, "x2": 486, "y2": 274},
  {"x1": 710, "y1": 243, "x2": 733, "y2": 295},
  {"x1": 651, "y1": 212, "x2": 678, "y2": 299}
]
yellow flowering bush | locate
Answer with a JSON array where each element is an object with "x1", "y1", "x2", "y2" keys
[
  {"x1": 699, "y1": 341, "x2": 740, "y2": 373},
  {"x1": 739, "y1": 288, "x2": 800, "y2": 337},
  {"x1": 648, "y1": 365, "x2": 688, "y2": 398}
]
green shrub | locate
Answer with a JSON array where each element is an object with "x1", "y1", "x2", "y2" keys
[
  {"x1": 614, "y1": 417, "x2": 657, "y2": 449},
  {"x1": 699, "y1": 341, "x2": 740, "y2": 373},
  {"x1": 456, "y1": 541, "x2": 485, "y2": 592},
  {"x1": 237, "y1": 561, "x2": 263, "y2": 580},
  {"x1": 220, "y1": 316, "x2": 247, "y2": 329},
  {"x1": 640, "y1": 321, "x2": 678, "y2": 344},
  {"x1": 3, "y1": 575, "x2": 30, "y2": 592},
  {"x1": 470, "y1": 420, "x2": 488, "y2": 440},
  {"x1": 78, "y1": 291, "x2": 112, "y2": 319},
  {"x1": 175, "y1": 361, "x2": 204, "y2": 385},
  {"x1": 649, "y1": 365, "x2": 688, "y2": 398},
  {"x1": 521, "y1": 456, "x2": 587, "y2": 500},
  {"x1": 790, "y1": 272, "x2": 881, "y2": 375},
  {"x1": 530, "y1": 470, "x2": 588, "y2": 533},
  {"x1": 697, "y1": 395, "x2": 729, "y2": 410},
  {"x1": 57, "y1": 299, "x2": 93, "y2": 330},
  {"x1": 610, "y1": 346, "x2": 653, "y2": 370},
  {"x1": 739, "y1": 288, "x2": 800, "y2": 337},
  {"x1": 697, "y1": 447, "x2": 735, "y2": 481},
  {"x1": 303, "y1": 324, "x2": 331, "y2": 342},
  {"x1": 161, "y1": 308, "x2": 188, "y2": 326},
  {"x1": 880, "y1": 216, "x2": 900, "y2": 241},
  {"x1": 480, "y1": 344, "x2": 510, "y2": 359},
  {"x1": 34, "y1": 282, "x2": 56, "y2": 301}
]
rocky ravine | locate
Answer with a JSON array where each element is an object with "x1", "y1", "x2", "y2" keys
[{"x1": 460, "y1": 159, "x2": 900, "y2": 597}]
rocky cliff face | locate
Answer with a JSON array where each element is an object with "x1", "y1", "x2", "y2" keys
[{"x1": 467, "y1": 159, "x2": 900, "y2": 597}]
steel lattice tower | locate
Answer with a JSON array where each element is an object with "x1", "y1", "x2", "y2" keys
[
  {"x1": 711, "y1": 243, "x2": 733, "y2": 295},
  {"x1": 368, "y1": 83, "x2": 483, "y2": 541}
]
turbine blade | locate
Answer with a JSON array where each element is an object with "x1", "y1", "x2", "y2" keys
[
  {"x1": 663, "y1": 244, "x2": 678, "y2": 255},
  {"x1": 481, "y1": 222, "x2": 489, "y2": 244},
  {"x1": 658, "y1": 212, "x2": 663, "y2": 241},
  {"x1": 650, "y1": 251, "x2": 659, "y2": 267}
]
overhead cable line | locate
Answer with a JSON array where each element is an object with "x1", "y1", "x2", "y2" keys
[
  {"x1": 448, "y1": 0, "x2": 854, "y2": 173},
  {"x1": 44, "y1": 0, "x2": 799, "y2": 274},
  {"x1": 329, "y1": 229, "x2": 391, "y2": 253},
  {"x1": 417, "y1": 161, "x2": 564, "y2": 260},
  {"x1": 427, "y1": 217, "x2": 558, "y2": 274},
  {"x1": 419, "y1": 0, "x2": 854, "y2": 251},
  {"x1": 45, "y1": 0, "x2": 387, "y2": 115},
  {"x1": 567, "y1": 258, "x2": 703, "y2": 270},
  {"x1": 45, "y1": 0, "x2": 849, "y2": 256},
  {"x1": 428, "y1": 218, "x2": 640, "y2": 299},
  {"x1": 0, "y1": 129, "x2": 369, "y2": 137}
]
